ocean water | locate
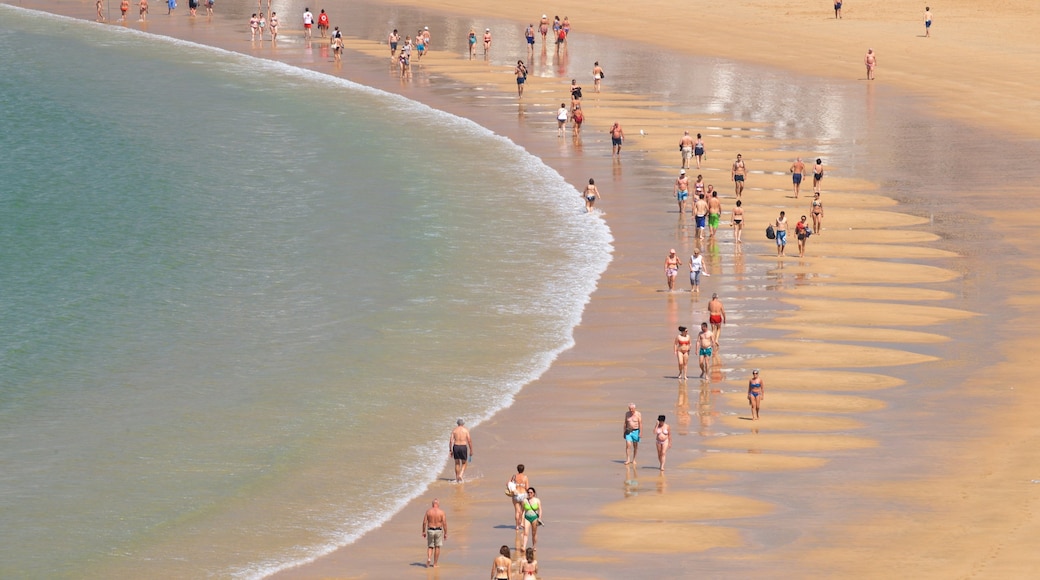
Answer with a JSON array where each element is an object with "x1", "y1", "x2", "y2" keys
[{"x1": 0, "y1": 7, "x2": 611, "y2": 578}]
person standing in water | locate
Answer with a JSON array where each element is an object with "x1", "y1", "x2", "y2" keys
[
  {"x1": 655, "y1": 415, "x2": 672, "y2": 471},
  {"x1": 731, "y1": 153, "x2": 747, "y2": 198},
  {"x1": 674, "y1": 325, "x2": 691, "y2": 380},
  {"x1": 582, "y1": 178, "x2": 600, "y2": 213},
  {"x1": 790, "y1": 157, "x2": 806, "y2": 198},
  {"x1": 810, "y1": 192, "x2": 824, "y2": 234},
  {"x1": 664, "y1": 249, "x2": 682, "y2": 291},
  {"x1": 624, "y1": 403, "x2": 642, "y2": 465},
  {"x1": 448, "y1": 418, "x2": 472, "y2": 483}
]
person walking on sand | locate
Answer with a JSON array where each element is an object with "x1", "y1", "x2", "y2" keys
[
  {"x1": 796, "y1": 215, "x2": 810, "y2": 257},
  {"x1": 732, "y1": 199, "x2": 744, "y2": 242},
  {"x1": 581, "y1": 177, "x2": 599, "y2": 212},
  {"x1": 624, "y1": 403, "x2": 642, "y2": 465},
  {"x1": 556, "y1": 103, "x2": 568, "y2": 137},
  {"x1": 790, "y1": 157, "x2": 806, "y2": 198},
  {"x1": 689, "y1": 248, "x2": 706, "y2": 293},
  {"x1": 775, "y1": 210, "x2": 788, "y2": 257},
  {"x1": 593, "y1": 61, "x2": 604, "y2": 93},
  {"x1": 525, "y1": 23, "x2": 536, "y2": 52},
  {"x1": 270, "y1": 12, "x2": 279, "y2": 42},
  {"x1": 515, "y1": 60, "x2": 528, "y2": 98},
  {"x1": 697, "y1": 322, "x2": 714, "y2": 379},
  {"x1": 539, "y1": 14, "x2": 549, "y2": 44},
  {"x1": 138, "y1": 0, "x2": 148, "y2": 21},
  {"x1": 509, "y1": 464, "x2": 530, "y2": 531},
  {"x1": 302, "y1": 8, "x2": 313, "y2": 39},
  {"x1": 449, "y1": 418, "x2": 472, "y2": 483},
  {"x1": 731, "y1": 153, "x2": 747, "y2": 198},
  {"x1": 249, "y1": 13, "x2": 259, "y2": 40},
  {"x1": 610, "y1": 122, "x2": 624, "y2": 157},
  {"x1": 521, "y1": 547, "x2": 538, "y2": 580},
  {"x1": 422, "y1": 499, "x2": 447, "y2": 568},
  {"x1": 120, "y1": 0, "x2": 129, "y2": 21},
  {"x1": 664, "y1": 249, "x2": 682, "y2": 291},
  {"x1": 257, "y1": 12, "x2": 266, "y2": 41},
  {"x1": 674, "y1": 169, "x2": 690, "y2": 215},
  {"x1": 96, "y1": 0, "x2": 105, "y2": 21},
  {"x1": 813, "y1": 158, "x2": 825, "y2": 194},
  {"x1": 483, "y1": 28, "x2": 492, "y2": 56},
  {"x1": 467, "y1": 28, "x2": 477, "y2": 59},
  {"x1": 316, "y1": 9, "x2": 329, "y2": 38},
  {"x1": 693, "y1": 194, "x2": 709, "y2": 240},
  {"x1": 674, "y1": 325, "x2": 692, "y2": 380},
  {"x1": 924, "y1": 7, "x2": 932, "y2": 37},
  {"x1": 491, "y1": 545, "x2": 512, "y2": 580},
  {"x1": 521, "y1": 487, "x2": 542, "y2": 550},
  {"x1": 570, "y1": 79, "x2": 583, "y2": 106},
  {"x1": 655, "y1": 415, "x2": 672, "y2": 471},
  {"x1": 187, "y1": 0, "x2": 197, "y2": 17},
  {"x1": 679, "y1": 131, "x2": 695, "y2": 169},
  {"x1": 708, "y1": 190, "x2": 722, "y2": 237},
  {"x1": 834, "y1": 0, "x2": 842, "y2": 19},
  {"x1": 205, "y1": 0, "x2": 212, "y2": 17},
  {"x1": 389, "y1": 29, "x2": 400, "y2": 60},
  {"x1": 694, "y1": 133, "x2": 706, "y2": 169},
  {"x1": 865, "y1": 48, "x2": 877, "y2": 80},
  {"x1": 708, "y1": 292, "x2": 726, "y2": 344},
  {"x1": 166, "y1": 0, "x2": 174, "y2": 15},
  {"x1": 748, "y1": 369, "x2": 764, "y2": 420},
  {"x1": 572, "y1": 103, "x2": 584, "y2": 136},
  {"x1": 810, "y1": 192, "x2": 824, "y2": 234}
]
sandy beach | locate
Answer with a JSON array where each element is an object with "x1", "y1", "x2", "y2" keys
[{"x1": 11, "y1": 0, "x2": 1040, "y2": 578}]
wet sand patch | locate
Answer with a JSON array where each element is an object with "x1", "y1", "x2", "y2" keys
[
  {"x1": 717, "y1": 413, "x2": 864, "y2": 431},
  {"x1": 708, "y1": 434, "x2": 878, "y2": 452},
  {"x1": 775, "y1": 299, "x2": 977, "y2": 327},
  {"x1": 683, "y1": 453, "x2": 828, "y2": 472},
  {"x1": 602, "y1": 491, "x2": 774, "y2": 521},
  {"x1": 721, "y1": 392, "x2": 886, "y2": 414},
  {"x1": 772, "y1": 258, "x2": 960, "y2": 285},
  {"x1": 759, "y1": 324, "x2": 950, "y2": 344},
  {"x1": 583, "y1": 522, "x2": 743, "y2": 554},
  {"x1": 748, "y1": 340, "x2": 939, "y2": 368},
  {"x1": 786, "y1": 285, "x2": 954, "y2": 302},
  {"x1": 805, "y1": 229, "x2": 942, "y2": 245},
  {"x1": 724, "y1": 370, "x2": 904, "y2": 392},
  {"x1": 801, "y1": 243, "x2": 958, "y2": 260}
]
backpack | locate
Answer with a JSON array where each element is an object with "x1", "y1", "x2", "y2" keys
[{"x1": 766, "y1": 225, "x2": 776, "y2": 240}]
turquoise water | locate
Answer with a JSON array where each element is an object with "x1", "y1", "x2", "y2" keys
[{"x1": 0, "y1": 8, "x2": 611, "y2": 578}]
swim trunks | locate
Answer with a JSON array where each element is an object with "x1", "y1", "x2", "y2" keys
[
  {"x1": 734, "y1": 175, "x2": 745, "y2": 182},
  {"x1": 709, "y1": 213, "x2": 720, "y2": 228},
  {"x1": 426, "y1": 528, "x2": 444, "y2": 548},
  {"x1": 710, "y1": 314, "x2": 722, "y2": 325},
  {"x1": 625, "y1": 429, "x2": 640, "y2": 443},
  {"x1": 612, "y1": 137, "x2": 622, "y2": 146},
  {"x1": 696, "y1": 214, "x2": 707, "y2": 228},
  {"x1": 699, "y1": 347, "x2": 712, "y2": 357},
  {"x1": 527, "y1": 36, "x2": 535, "y2": 45},
  {"x1": 792, "y1": 173, "x2": 802, "y2": 184},
  {"x1": 694, "y1": 145, "x2": 704, "y2": 156},
  {"x1": 677, "y1": 190, "x2": 689, "y2": 201},
  {"x1": 681, "y1": 146, "x2": 693, "y2": 160},
  {"x1": 666, "y1": 267, "x2": 678, "y2": 278},
  {"x1": 452, "y1": 444, "x2": 468, "y2": 461},
  {"x1": 925, "y1": 20, "x2": 932, "y2": 28},
  {"x1": 517, "y1": 76, "x2": 525, "y2": 85},
  {"x1": 777, "y1": 230, "x2": 787, "y2": 245}
]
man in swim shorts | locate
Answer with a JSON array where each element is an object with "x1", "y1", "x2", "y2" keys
[
  {"x1": 609, "y1": 122, "x2": 624, "y2": 156},
  {"x1": 790, "y1": 157, "x2": 805, "y2": 198},
  {"x1": 924, "y1": 7, "x2": 932, "y2": 37},
  {"x1": 674, "y1": 169, "x2": 690, "y2": 215},
  {"x1": 302, "y1": 7, "x2": 313, "y2": 39},
  {"x1": 693, "y1": 193, "x2": 709, "y2": 240},
  {"x1": 679, "y1": 130, "x2": 695, "y2": 169},
  {"x1": 731, "y1": 153, "x2": 747, "y2": 198},
  {"x1": 707, "y1": 190, "x2": 722, "y2": 237},
  {"x1": 697, "y1": 322, "x2": 714, "y2": 379},
  {"x1": 422, "y1": 498, "x2": 447, "y2": 568},
  {"x1": 624, "y1": 403, "x2": 642, "y2": 464},
  {"x1": 448, "y1": 418, "x2": 472, "y2": 483},
  {"x1": 708, "y1": 292, "x2": 726, "y2": 344}
]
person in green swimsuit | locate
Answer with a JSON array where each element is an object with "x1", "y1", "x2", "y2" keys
[{"x1": 521, "y1": 487, "x2": 542, "y2": 549}]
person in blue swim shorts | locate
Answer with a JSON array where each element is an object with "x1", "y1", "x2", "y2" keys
[
  {"x1": 697, "y1": 322, "x2": 715, "y2": 379},
  {"x1": 623, "y1": 403, "x2": 642, "y2": 464},
  {"x1": 674, "y1": 169, "x2": 690, "y2": 214}
]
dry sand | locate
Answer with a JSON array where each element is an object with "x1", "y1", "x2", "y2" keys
[{"x1": 12, "y1": 0, "x2": 1040, "y2": 578}]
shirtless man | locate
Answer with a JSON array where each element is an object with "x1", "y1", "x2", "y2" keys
[
  {"x1": 707, "y1": 191, "x2": 722, "y2": 237},
  {"x1": 679, "y1": 130, "x2": 695, "y2": 169},
  {"x1": 609, "y1": 122, "x2": 624, "y2": 157},
  {"x1": 388, "y1": 29, "x2": 400, "y2": 60},
  {"x1": 515, "y1": 60, "x2": 528, "y2": 98},
  {"x1": 775, "y1": 210, "x2": 789, "y2": 257},
  {"x1": 924, "y1": 7, "x2": 932, "y2": 37},
  {"x1": 865, "y1": 49, "x2": 877, "y2": 80},
  {"x1": 674, "y1": 169, "x2": 690, "y2": 215},
  {"x1": 731, "y1": 153, "x2": 747, "y2": 198},
  {"x1": 525, "y1": 23, "x2": 536, "y2": 52},
  {"x1": 693, "y1": 194, "x2": 709, "y2": 240},
  {"x1": 448, "y1": 419, "x2": 472, "y2": 483},
  {"x1": 664, "y1": 249, "x2": 682, "y2": 291},
  {"x1": 708, "y1": 293, "x2": 726, "y2": 345},
  {"x1": 674, "y1": 326, "x2": 692, "y2": 380},
  {"x1": 421, "y1": 499, "x2": 448, "y2": 568},
  {"x1": 697, "y1": 322, "x2": 714, "y2": 379},
  {"x1": 623, "y1": 403, "x2": 642, "y2": 465},
  {"x1": 790, "y1": 157, "x2": 806, "y2": 198},
  {"x1": 96, "y1": 0, "x2": 105, "y2": 21}
]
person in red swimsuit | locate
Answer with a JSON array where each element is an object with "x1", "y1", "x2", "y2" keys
[{"x1": 707, "y1": 293, "x2": 726, "y2": 345}]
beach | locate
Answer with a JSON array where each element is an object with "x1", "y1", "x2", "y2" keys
[{"x1": 6, "y1": 0, "x2": 1040, "y2": 578}]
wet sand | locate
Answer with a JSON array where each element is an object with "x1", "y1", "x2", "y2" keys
[{"x1": 12, "y1": 0, "x2": 1040, "y2": 578}]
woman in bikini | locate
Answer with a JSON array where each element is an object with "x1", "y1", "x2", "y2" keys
[
  {"x1": 491, "y1": 545, "x2": 511, "y2": 580},
  {"x1": 748, "y1": 369, "x2": 764, "y2": 420},
  {"x1": 521, "y1": 547, "x2": 538, "y2": 580},
  {"x1": 510, "y1": 464, "x2": 529, "y2": 531},
  {"x1": 655, "y1": 414, "x2": 672, "y2": 471},
  {"x1": 812, "y1": 158, "x2": 824, "y2": 194},
  {"x1": 810, "y1": 192, "x2": 824, "y2": 234},
  {"x1": 732, "y1": 199, "x2": 744, "y2": 242},
  {"x1": 664, "y1": 249, "x2": 681, "y2": 291},
  {"x1": 674, "y1": 326, "x2": 691, "y2": 380},
  {"x1": 694, "y1": 133, "x2": 705, "y2": 169}
]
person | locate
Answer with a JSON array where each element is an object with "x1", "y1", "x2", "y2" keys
[
  {"x1": 316, "y1": 9, "x2": 329, "y2": 38},
  {"x1": 810, "y1": 192, "x2": 824, "y2": 234},
  {"x1": 249, "y1": 13, "x2": 259, "y2": 40},
  {"x1": 624, "y1": 403, "x2": 642, "y2": 465},
  {"x1": 790, "y1": 157, "x2": 805, "y2": 198},
  {"x1": 468, "y1": 28, "x2": 477, "y2": 59},
  {"x1": 422, "y1": 498, "x2": 447, "y2": 568},
  {"x1": 748, "y1": 369, "x2": 764, "y2": 420},
  {"x1": 731, "y1": 153, "x2": 747, "y2": 198},
  {"x1": 449, "y1": 418, "x2": 472, "y2": 483},
  {"x1": 138, "y1": 0, "x2": 148, "y2": 21},
  {"x1": 697, "y1": 322, "x2": 714, "y2": 379},
  {"x1": 593, "y1": 61, "x2": 604, "y2": 93},
  {"x1": 422, "y1": 26, "x2": 431, "y2": 48},
  {"x1": 707, "y1": 191, "x2": 722, "y2": 237},
  {"x1": 562, "y1": 15, "x2": 571, "y2": 39},
  {"x1": 674, "y1": 169, "x2": 690, "y2": 215},
  {"x1": 689, "y1": 248, "x2": 706, "y2": 293},
  {"x1": 96, "y1": 0, "x2": 105, "y2": 21},
  {"x1": 664, "y1": 249, "x2": 681, "y2": 291},
  {"x1": 415, "y1": 28, "x2": 426, "y2": 61},
  {"x1": 674, "y1": 326, "x2": 691, "y2": 380},
  {"x1": 865, "y1": 48, "x2": 877, "y2": 80},
  {"x1": 269, "y1": 12, "x2": 279, "y2": 42},
  {"x1": 539, "y1": 14, "x2": 549, "y2": 43},
  {"x1": 813, "y1": 158, "x2": 824, "y2": 194},
  {"x1": 483, "y1": 28, "x2": 492, "y2": 56},
  {"x1": 581, "y1": 177, "x2": 599, "y2": 212},
  {"x1": 708, "y1": 292, "x2": 726, "y2": 344},
  {"x1": 693, "y1": 193, "x2": 709, "y2": 240},
  {"x1": 834, "y1": 0, "x2": 842, "y2": 19},
  {"x1": 655, "y1": 415, "x2": 672, "y2": 471},
  {"x1": 525, "y1": 23, "x2": 536, "y2": 51},
  {"x1": 389, "y1": 29, "x2": 400, "y2": 60},
  {"x1": 205, "y1": 0, "x2": 212, "y2": 17},
  {"x1": 570, "y1": 79, "x2": 583, "y2": 107},
  {"x1": 521, "y1": 487, "x2": 542, "y2": 549},
  {"x1": 187, "y1": 0, "x2": 197, "y2": 17},
  {"x1": 679, "y1": 131, "x2": 695, "y2": 169},
  {"x1": 556, "y1": 103, "x2": 568, "y2": 137},
  {"x1": 775, "y1": 210, "x2": 788, "y2": 257},
  {"x1": 924, "y1": 6, "x2": 932, "y2": 37},
  {"x1": 509, "y1": 464, "x2": 529, "y2": 530},
  {"x1": 302, "y1": 8, "x2": 313, "y2": 39},
  {"x1": 732, "y1": 199, "x2": 744, "y2": 242},
  {"x1": 796, "y1": 215, "x2": 810, "y2": 257},
  {"x1": 694, "y1": 132, "x2": 705, "y2": 169},
  {"x1": 693, "y1": 174, "x2": 705, "y2": 200},
  {"x1": 521, "y1": 547, "x2": 538, "y2": 580},
  {"x1": 120, "y1": 0, "x2": 129, "y2": 21},
  {"x1": 491, "y1": 545, "x2": 511, "y2": 580},
  {"x1": 609, "y1": 122, "x2": 624, "y2": 156},
  {"x1": 515, "y1": 60, "x2": 528, "y2": 97},
  {"x1": 166, "y1": 0, "x2": 174, "y2": 15},
  {"x1": 257, "y1": 12, "x2": 266, "y2": 40},
  {"x1": 572, "y1": 104, "x2": 584, "y2": 136},
  {"x1": 555, "y1": 24, "x2": 567, "y2": 51}
]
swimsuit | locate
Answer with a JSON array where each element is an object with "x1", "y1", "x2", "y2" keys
[
  {"x1": 710, "y1": 314, "x2": 722, "y2": 324},
  {"x1": 696, "y1": 214, "x2": 707, "y2": 228},
  {"x1": 677, "y1": 190, "x2": 689, "y2": 201},
  {"x1": 656, "y1": 425, "x2": 669, "y2": 445},
  {"x1": 814, "y1": 172, "x2": 823, "y2": 181},
  {"x1": 749, "y1": 380, "x2": 762, "y2": 397},
  {"x1": 709, "y1": 213, "x2": 720, "y2": 228},
  {"x1": 699, "y1": 347, "x2": 712, "y2": 357},
  {"x1": 452, "y1": 444, "x2": 468, "y2": 461},
  {"x1": 695, "y1": 143, "x2": 704, "y2": 155},
  {"x1": 612, "y1": 136, "x2": 622, "y2": 146},
  {"x1": 733, "y1": 219, "x2": 743, "y2": 225},
  {"x1": 666, "y1": 267, "x2": 678, "y2": 277},
  {"x1": 776, "y1": 230, "x2": 787, "y2": 245},
  {"x1": 625, "y1": 429, "x2": 640, "y2": 443},
  {"x1": 792, "y1": 173, "x2": 802, "y2": 184}
]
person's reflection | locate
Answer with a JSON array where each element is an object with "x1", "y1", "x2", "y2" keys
[
  {"x1": 517, "y1": 103, "x2": 526, "y2": 122},
  {"x1": 623, "y1": 463, "x2": 639, "y2": 498},
  {"x1": 667, "y1": 292, "x2": 678, "y2": 333},
  {"x1": 698, "y1": 382, "x2": 717, "y2": 437},
  {"x1": 612, "y1": 156, "x2": 622, "y2": 182},
  {"x1": 676, "y1": 380, "x2": 691, "y2": 436}
]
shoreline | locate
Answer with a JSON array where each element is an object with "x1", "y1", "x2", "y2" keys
[{"x1": 10, "y1": 1, "x2": 1040, "y2": 578}]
